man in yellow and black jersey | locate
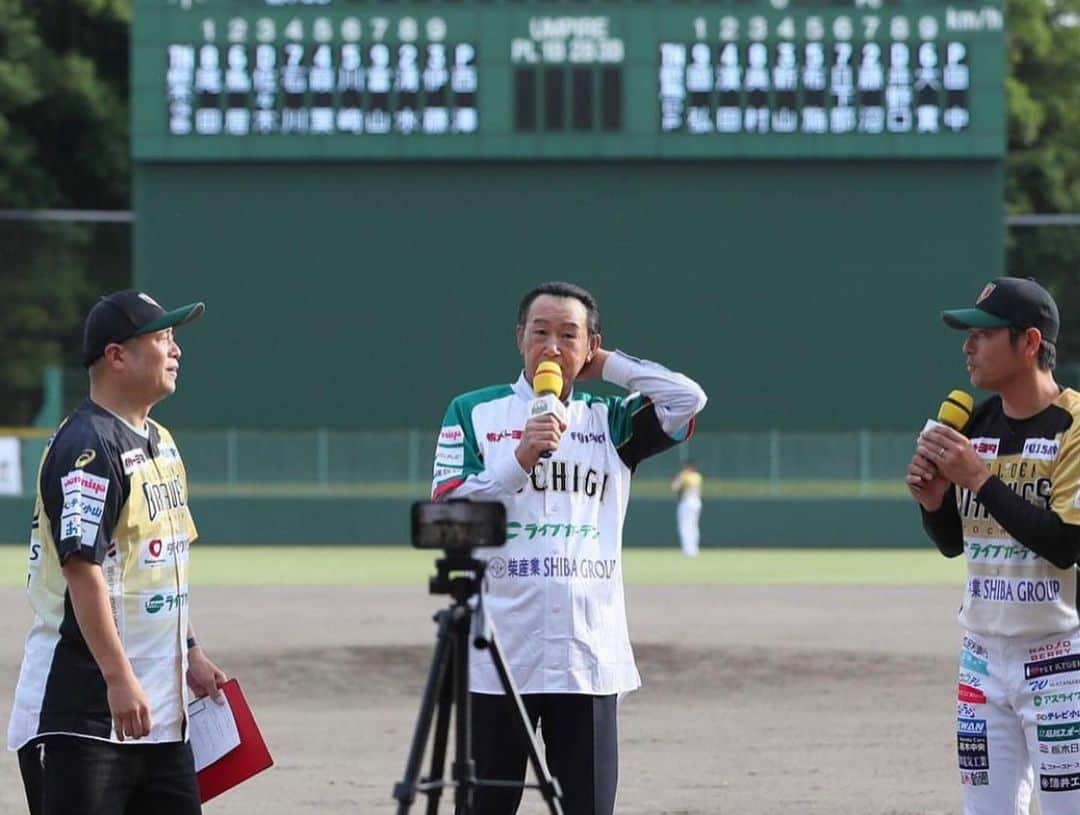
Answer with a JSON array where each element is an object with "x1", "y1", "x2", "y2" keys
[
  {"x1": 908, "y1": 277, "x2": 1080, "y2": 815},
  {"x1": 8, "y1": 291, "x2": 226, "y2": 815}
]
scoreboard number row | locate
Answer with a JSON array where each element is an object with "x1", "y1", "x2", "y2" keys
[
  {"x1": 690, "y1": 14, "x2": 955, "y2": 42},
  {"x1": 202, "y1": 16, "x2": 449, "y2": 44}
]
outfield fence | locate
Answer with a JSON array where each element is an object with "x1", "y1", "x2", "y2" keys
[{"x1": 11, "y1": 428, "x2": 917, "y2": 500}]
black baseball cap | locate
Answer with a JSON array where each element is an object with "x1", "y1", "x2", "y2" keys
[
  {"x1": 941, "y1": 277, "x2": 1059, "y2": 344},
  {"x1": 82, "y1": 290, "x2": 205, "y2": 367}
]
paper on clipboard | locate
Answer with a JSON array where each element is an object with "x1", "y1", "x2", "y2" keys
[{"x1": 189, "y1": 694, "x2": 241, "y2": 772}]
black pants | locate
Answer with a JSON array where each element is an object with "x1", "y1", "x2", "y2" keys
[
  {"x1": 470, "y1": 692, "x2": 618, "y2": 815},
  {"x1": 17, "y1": 736, "x2": 201, "y2": 815}
]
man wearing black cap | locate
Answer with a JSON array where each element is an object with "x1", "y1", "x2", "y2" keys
[
  {"x1": 907, "y1": 277, "x2": 1080, "y2": 814},
  {"x1": 7, "y1": 291, "x2": 226, "y2": 815}
]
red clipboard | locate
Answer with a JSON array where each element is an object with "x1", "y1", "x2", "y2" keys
[{"x1": 196, "y1": 679, "x2": 274, "y2": 803}]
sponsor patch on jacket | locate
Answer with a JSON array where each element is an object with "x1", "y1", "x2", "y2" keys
[
  {"x1": 140, "y1": 535, "x2": 190, "y2": 569},
  {"x1": 433, "y1": 465, "x2": 463, "y2": 481},
  {"x1": 435, "y1": 445, "x2": 464, "y2": 467},
  {"x1": 962, "y1": 650, "x2": 990, "y2": 676},
  {"x1": 155, "y1": 443, "x2": 180, "y2": 460},
  {"x1": 1027, "y1": 655, "x2": 1080, "y2": 680},
  {"x1": 968, "y1": 576, "x2": 1062, "y2": 604},
  {"x1": 439, "y1": 425, "x2": 464, "y2": 445},
  {"x1": 969, "y1": 438, "x2": 1000, "y2": 459},
  {"x1": 1041, "y1": 771, "x2": 1080, "y2": 792},
  {"x1": 959, "y1": 683, "x2": 988, "y2": 704},
  {"x1": 60, "y1": 470, "x2": 109, "y2": 547},
  {"x1": 121, "y1": 448, "x2": 150, "y2": 474},
  {"x1": 958, "y1": 733, "x2": 989, "y2": 769},
  {"x1": 958, "y1": 717, "x2": 987, "y2": 736},
  {"x1": 1038, "y1": 724, "x2": 1080, "y2": 742},
  {"x1": 140, "y1": 590, "x2": 188, "y2": 618},
  {"x1": 1023, "y1": 438, "x2": 1060, "y2": 461}
]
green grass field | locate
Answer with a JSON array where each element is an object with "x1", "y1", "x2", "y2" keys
[{"x1": 0, "y1": 546, "x2": 965, "y2": 587}]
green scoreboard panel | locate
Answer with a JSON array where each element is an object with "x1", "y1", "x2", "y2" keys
[
  {"x1": 133, "y1": 0, "x2": 1005, "y2": 160},
  {"x1": 131, "y1": 0, "x2": 1007, "y2": 432}
]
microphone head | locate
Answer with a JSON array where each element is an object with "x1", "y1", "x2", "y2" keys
[
  {"x1": 938, "y1": 389, "x2": 974, "y2": 430},
  {"x1": 533, "y1": 361, "x2": 563, "y2": 397}
]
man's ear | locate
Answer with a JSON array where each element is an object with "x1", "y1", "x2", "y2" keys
[
  {"x1": 102, "y1": 343, "x2": 125, "y2": 370},
  {"x1": 515, "y1": 324, "x2": 525, "y2": 355},
  {"x1": 587, "y1": 333, "x2": 601, "y2": 361},
  {"x1": 1026, "y1": 327, "x2": 1043, "y2": 360}
]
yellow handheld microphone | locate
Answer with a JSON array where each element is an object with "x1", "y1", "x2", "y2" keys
[
  {"x1": 937, "y1": 390, "x2": 974, "y2": 432},
  {"x1": 530, "y1": 361, "x2": 567, "y2": 459},
  {"x1": 532, "y1": 361, "x2": 563, "y2": 399},
  {"x1": 915, "y1": 390, "x2": 974, "y2": 489}
]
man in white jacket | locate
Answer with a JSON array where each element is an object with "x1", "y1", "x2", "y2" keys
[{"x1": 431, "y1": 281, "x2": 707, "y2": 815}]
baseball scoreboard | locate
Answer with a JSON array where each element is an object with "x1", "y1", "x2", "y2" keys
[
  {"x1": 133, "y1": 0, "x2": 1004, "y2": 159},
  {"x1": 132, "y1": 0, "x2": 1006, "y2": 432}
]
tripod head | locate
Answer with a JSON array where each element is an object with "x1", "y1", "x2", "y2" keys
[{"x1": 412, "y1": 500, "x2": 506, "y2": 603}]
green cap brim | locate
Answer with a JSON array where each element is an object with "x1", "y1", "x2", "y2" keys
[
  {"x1": 136, "y1": 302, "x2": 205, "y2": 335},
  {"x1": 941, "y1": 308, "x2": 1010, "y2": 330}
]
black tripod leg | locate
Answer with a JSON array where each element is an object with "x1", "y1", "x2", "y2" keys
[
  {"x1": 484, "y1": 636, "x2": 564, "y2": 815},
  {"x1": 393, "y1": 609, "x2": 455, "y2": 815},
  {"x1": 425, "y1": 660, "x2": 455, "y2": 815},
  {"x1": 452, "y1": 607, "x2": 477, "y2": 815}
]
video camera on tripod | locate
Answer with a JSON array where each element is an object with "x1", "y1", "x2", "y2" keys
[{"x1": 393, "y1": 500, "x2": 564, "y2": 815}]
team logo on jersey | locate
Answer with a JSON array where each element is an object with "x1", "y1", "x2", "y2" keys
[
  {"x1": 74, "y1": 449, "x2": 96, "y2": 468},
  {"x1": 1023, "y1": 438, "x2": 1060, "y2": 461},
  {"x1": 969, "y1": 438, "x2": 1000, "y2": 459},
  {"x1": 121, "y1": 448, "x2": 149, "y2": 474},
  {"x1": 142, "y1": 476, "x2": 186, "y2": 522}
]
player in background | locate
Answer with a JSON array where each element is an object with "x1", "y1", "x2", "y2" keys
[
  {"x1": 670, "y1": 461, "x2": 703, "y2": 557},
  {"x1": 8, "y1": 291, "x2": 226, "y2": 815},
  {"x1": 430, "y1": 281, "x2": 707, "y2": 815},
  {"x1": 907, "y1": 277, "x2": 1080, "y2": 814}
]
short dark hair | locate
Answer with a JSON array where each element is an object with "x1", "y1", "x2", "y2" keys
[
  {"x1": 517, "y1": 282, "x2": 601, "y2": 336},
  {"x1": 1008, "y1": 326, "x2": 1057, "y2": 371}
]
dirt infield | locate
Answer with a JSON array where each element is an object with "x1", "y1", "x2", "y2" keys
[{"x1": 0, "y1": 583, "x2": 967, "y2": 814}]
